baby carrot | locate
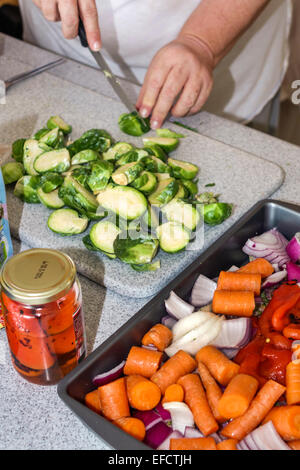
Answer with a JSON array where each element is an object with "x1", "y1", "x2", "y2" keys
[
  {"x1": 170, "y1": 437, "x2": 217, "y2": 451},
  {"x1": 216, "y1": 439, "x2": 238, "y2": 450},
  {"x1": 151, "y1": 350, "x2": 196, "y2": 394},
  {"x1": 84, "y1": 389, "x2": 102, "y2": 414},
  {"x1": 141, "y1": 323, "x2": 173, "y2": 352},
  {"x1": 124, "y1": 346, "x2": 163, "y2": 378},
  {"x1": 162, "y1": 383, "x2": 184, "y2": 404},
  {"x1": 286, "y1": 361, "x2": 300, "y2": 405},
  {"x1": 126, "y1": 375, "x2": 161, "y2": 411},
  {"x1": 212, "y1": 290, "x2": 255, "y2": 317},
  {"x1": 98, "y1": 377, "x2": 130, "y2": 421},
  {"x1": 218, "y1": 374, "x2": 259, "y2": 420},
  {"x1": 114, "y1": 417, "x2": 146, "y2": 442},
  {"x1": 237, "y1": 258, "x2": 274, "y2": 279},
  {"x1": 217, "y1": 271, "x2": 261, "y2": 296},
  {"x1": 178, "y1": 373, "x2": 219, "y2": 436},
  {"x1": 221, "y1": 379, "x2": 286, "y2": 441},
  {"x1": 288, "y1": 440, "x2": 300, "y2": 450},
  {"x1": 263, "y1": 405, "x2": 300, "y2": 441},
  {"x1": 197, "y1": 361, "x2": 225, "y2": 423},
  {"x1": 196, "y1": 346, "x2": 240, "y2": 387}
]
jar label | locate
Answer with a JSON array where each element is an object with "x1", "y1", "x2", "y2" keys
[{"x1": 73, "y1": 306, "x2": 86, "y2": 362}]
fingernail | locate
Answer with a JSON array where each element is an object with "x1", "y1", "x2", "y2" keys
[
  {"x1": 151, "y1": 120, "x2": 160, "y2": 130},
  {"x1": 140, "y1": 107, "x2": 149, "y2": 118},
  {"x1": 93, "y1": 41, "x2": 101, "y2": 51}
]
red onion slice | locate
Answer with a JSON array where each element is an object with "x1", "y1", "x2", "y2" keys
[
  {"x1": 157, "y1": 430, "x2": 183, "y2": 450},
  {"x1": 242, "y1": 228, "x2": 290, "y2": 268},
  {"x1": 145, "y1": 421, "x2": 173, "y2": 449},
  {"x1": 161, "y1": 315, "x2": 177, "y2": 330},
  {"x1": 155, "y1": 402, "x2": 171, "y2": 422},
  {"x1": 286, "y1": 233, "x2": 300, "y2": 263},
  {"x1": 165, "y1": 291, "x2": 195, "y2": 319},
  {"x1": 239, "y1": 421, "x2": 290, "y2": 450},
  {"x1": 211, "y1": 318, "x2": 252, "y2": 349},
  {"x1": 92, "y1": 360, "x2": 125, "y2": 387},
  {"x1": 190, "y1": 274, "x2": 217, "y2": 307},
  {"x1": 287, "y1": 262, "x2": 300, "y2": 282},
  {"x1": 262, "y1": 269, "x2": 287, "y2": 288},
  {"x1": 134, "y1": 410, "x2": 162, "y2": 431},
  {"x1": 221, "y1": 347, "x2": 240, "y2": 359}
]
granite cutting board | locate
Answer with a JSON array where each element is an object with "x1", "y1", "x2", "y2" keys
[{"x1": 0, "y1": 57, "x2": 285, "y2": 298}]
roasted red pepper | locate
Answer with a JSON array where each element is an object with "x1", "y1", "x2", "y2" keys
[
  {"x1": 234, "y1": 333, "x2": 267, "y2": 387},
  {"x1": 258, "y1": 343, "x2": 292, "y2": 385}
]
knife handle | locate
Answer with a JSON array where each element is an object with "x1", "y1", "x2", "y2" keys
[{"x1": 78, "y1": 18, "x2": 89, "y2": 48}]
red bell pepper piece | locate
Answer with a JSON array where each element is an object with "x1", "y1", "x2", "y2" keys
[{"x1": 259, "y1": 343, "x2": 292, "y2": 385}]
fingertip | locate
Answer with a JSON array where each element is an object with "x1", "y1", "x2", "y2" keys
[
  {"x1": 91, "y1": 40, "x2": 101, "y2": 51},
  {"x1": 150, "y1": 119, "x2": 160, "y2": 130}
]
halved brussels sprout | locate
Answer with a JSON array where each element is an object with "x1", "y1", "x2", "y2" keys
[
  {"x1": 112, "y1": 161, "x2": 144, "y2": 186},
  {"x1": 97, "y1": 185, "x2": 147, "y2": 221},
  {"x1": 33, "y1": 128, "x2": 49, "y2": 141},
  {"x1": 173, "y1": 182, "x2": 189, "y2": 200},
  {"x1": 196, "y1": 192, "x2": 220, "y2": 204},
  {"x1": 143, "y1": 136, "x2": 179, "y2": 152},
  {"x1": 148, "y1": 178, "x2": 178, "y2": 207},
  {"x1": 156, "y1": 222, "x2": 190, "y2": 253},
  {"x1": 131, "y1": 171, "x2": 157, "y2": 194},
  {"x1": 90, "y1": 220, "x2": 121, "y2": 255},
  {"x1": 114, "y1": 230, "x2": 159, "y2": 265},
  {"x1": 34, "y1": 148, "x2": 71, "y2": 174},
  {"x1": 115, "y1": 150, "x2": 139, "y2": 166},
  {"x1": 118, "y1": 112, "x2": 150, "y2": 136},
  {"x1": 14, "y1": 175, "x2": 41, "y2": 203},
  {"x1": 143, "y1": 142, "x2": 168, "y2": 162},
  {"x1": 68, "y1": 129, "x2": 113, "y2": 156},
  {"x1": 131, "y1": 260, "x2": 161, "y2": 272},
  {"x1": 203, "y1": 203, "x2": 233, "y2": 226},
  {"x1": 40, "y1": 172, "x2": 64, "y2": 193},
  {"x1": 37, "y1": 187, "x2": 64, "y2": 209},
  {"x1": 102, "y1": 142, "x2": 133, "y2": 161},
  {"x1": 71, "y1": 149, "x2": 100, "y2": 165},
  {"x1": 59, "y1": 175, "x2": 98, "y2": 216},
  {"x1": 47, "y1": 115, "x2": 72, "y2": 135},
  {"x1": 12, "y1": 138, "x2": 26, "y2": 163},
  {"x1": 181, "y1": 179, "x2": 198, "y2": 197},
  {"x1": 23, "y1": 139, "x2": 51, "y2": 176},
  {"x1": 2, "y1": 162, "x2": 24, "y2": 184},
  {"x1": 142, "y1": 155, "x2": 170, "y2": 174},
  {"x1": 48, "y1": 208, "x2": 88, "y2": 236},
  {"x1": 162, "y1": 199, "x2": 201, "y2": 231},
  {"x1": 156, "y1": 128, "x2": 185, "y2": 139},
  {"x1": 39, "y1": 127, "x2": 61, "y2": 147},
  {"x1": 168, "y1": 157, "x2": 199, "y2": 180},
  {"x1": 87, "y1": 161, "x2": 114, "y2": 193}
]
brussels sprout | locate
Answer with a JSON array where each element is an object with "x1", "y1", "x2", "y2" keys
[
  {"x1": 143, "y1": 204, "x2": 160, "y2": 231},
  {"x1": 181, "y1": 179, "x2": 198, "y2": 197},
  {"x1": 143, "y1": 136, "x2": 179, "y2": 152},
  {"x1": 115, "y1": 150, "x2": 139, "y2": 166},
  {"x1": 67, "y1": 129, "x2": 113, "y2": 156},
  {"x1": 40, "y1": 172, "x2": 64, "y2": 193},
  {"x1": 97, "y1": 185, "x2": 147, "y2": 221},
  {"x1": 154, "y1": 173, "x2": 172, "y2": 182},
  {"x1": 131, "y1": 171, "x2": 157, "y2": 194},
  {"x1": 102, "y1": 142, "x2": 133, "y2": 161},
  {"x1": 14, "y1": 175, "x2": 41, "y2": 203},
  {"x1": 156, "y1": 128, "x2": 185, "y2": 139},
  {"x1": 162, "y1": 199, "x2": 200, "y2": 231},
  {"x1": 142, "y1": 155, "x2": 170, "y2": 174},
  {"x1": 23, "y1": 139, "x2": 51, "y2": 176},
  {"x1": 196, "y1": 192, "x2": 219, "y2": 204},
  {"x1": 70, "y1": 166, "x2": 91, "y2": 189},
  {"x1": 37, "y1": 187, "x2": 65, "y2": 209},
  {"x1": 112, "y1": 161, "x2": 144, "y2": 186},
  {"x1": 156, "y1": 222, "x2": 190, "y2": 253},
  {"x1": 148, "y1": 178, "x2": 179, "y2": 207},
  {"x1": 71, "y1": 149, "x2": 100, "y2": 165},
  {"x1": 59, "y1": 175, "x2": 98, "y2": 216},
  {"x1": 34, "y1": 148, "x2": 71, "y2": 174},
  {"x1": 34, "y1": 128, "x2": 49, "y2": 140},
  {"x1": 114, "y1": 230, "x2": 159, "y2": 265},
  {"x1": 90, "y1": 220, "x2": 121, "y2": 255},
  {"x1": 118, "y1": 111, "x2": 150, "y2": 136},
  {"x1": 2, "y1": 162, "x2": 24, "y2": 185},
  {"x1": 12, "y1": 138, "x2": 26, "y2": 163},
  {"x1": 203, "y1": 203, "x2": 233, "y2": 226},
  {"x1": 39, "y1": 127, "x2": 61, "y2": 147},
  {"x1": 173, "y1": 182, "x2": 189, "y2": 200},
  {"x1": 82, "y1": 234, "x2": 116, "y2": 258},
  {"x1": 87, "y1": 161, "x2": 114, "y2": 193},
  {"x1": 54, "y1": 130, "x2": 66, "y2": 149},
  {"x1": 47, "y1": 115, "x2": 72, "y2": 135},
  {"x1": 48, "y1": 208, "x2": 88, "y2": 236},
  {"x1": 168, "y1": 157, "x2": 199, "y2": 180},
  {"x1": 143, "y1": 143, "x2": 168, "y2": 162},
  {"x1": 131, "y1": 260, "x2": 161, "y2": 272}
]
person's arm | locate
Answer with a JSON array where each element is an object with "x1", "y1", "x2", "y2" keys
[{"x1": 137, "y1": 0, "x2": 270, "y2": 129}]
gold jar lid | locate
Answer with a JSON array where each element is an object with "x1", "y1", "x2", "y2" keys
[{"x1": 0, "y1": 249, "x2": 76, "y2": 305}]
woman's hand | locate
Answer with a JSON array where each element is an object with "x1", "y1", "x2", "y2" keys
[
  {"x1": 32, "y1": 0, "x2": 101, "y2": 51},
  {"x1": 136, "y1": 37, "x2": 214, "y2": 129}
]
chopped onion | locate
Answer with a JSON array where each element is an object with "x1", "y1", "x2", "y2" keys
[
  {"x1": 286, "y1": 233, "x2": 300, "y2": 263},
  {"x1": 163, "y1": 401, "x2": 194, "y2": 434},
  {"x1": 221, "y1": 347, "x2": 239, "y2": 359},
  {"x1": 165, "y1": 291, "x2": 195, "y2": 319},
  {"x1": 144, "y1": 421, "x2": 173, "y2": 449},
  {"x1": 161, "y1": 315, "x2": 177, "y2": 330},
  {"x1": 92, "y1": 360, "x2": 125, "y2": 387},
  {"x1": 157, "y1": 430, "x2": 183, "y2": 450},
  {"x1": 242, "y1": 228, "x2": 290, "y2": 268},
  {"x1": 262, "y1": 270, "x2": 287, "y2": 288},
  {"x1": 211, "y1": 318, "x2": 252, "y2": 349},
  {"x1": 190, "y1": 274, "x2": 217, "y2": 307},
  {"x1": 155, "y1": 402, "x2": 171, "y2": 422},
  {"x1": 142, "y1": 344, "x2": 158, "y2": 351},
  {"x1": 184, "y1": 426, "x2": 203, "y2": 438},
  {"x1": 134, "y1": 410, "x2": 162, "y2": 431},
  {"x1": 238, "y1": 421, "x2": 290, "y2": 450},
  {"x1": 287, "y1": 262, "x2": 300, "y2": 282},
  {"x1": 227, "y1": 265, "x2": 240, "y2": 272}
]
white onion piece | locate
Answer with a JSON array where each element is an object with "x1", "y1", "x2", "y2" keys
[
  {"x1": 184, "y1": 426, "x2": 203, "y2": 438},
  {"x1": 161, "y1": 315, "x2": 177, "y2": 329},
  {"x1": 228, "y1": 265, "x2": 240, "y2": 272},
  {"x1": 240, "y1": 422, "x2": 290, "y2": 451},
  {"x1": 262, "y1": 270, "x2": 287, "y2": 288},
  {"x1": 237, "y1": 440, "x2": 250, "y2": 451},
  {"x1": 190, "y1": 274, "x2": 217, "y2": 307},
  {"x1": 163, "y1": 402, "x2": 194, "y2": 434},
  {"x1": 221, "y1": 347, "x2": 239, "y2": 359},
  {"x1": 165, "y1": 291, "x2": 195, "y2": 319},
  {"x1": 157, "y1": 430, "x2": 183, "y2": 450},
  {"x1": 242, "y1": 228, "x2": 290, "y2": 268},
  {"x1": 172, "y1": 311, "x2": 219, "y2": 342},
  {"x1": 286, "y1": 233, "x2": 300, "y2": 263},
  {"x1": 211, "y1": 318, "x2": 252, "y2": 349}
]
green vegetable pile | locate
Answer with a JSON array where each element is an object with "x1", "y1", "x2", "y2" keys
[{"x1": 3, "y1": 113, "x2": 233, "y2": 272}]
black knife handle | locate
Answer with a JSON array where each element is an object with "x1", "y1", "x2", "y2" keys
[{"x1": 78, "y1": 18, "x2": 89, "y2": 48}]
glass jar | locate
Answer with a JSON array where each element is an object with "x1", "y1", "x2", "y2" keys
[{"x1": 0, "y1": 248, "x2": 86, "y2": 385}]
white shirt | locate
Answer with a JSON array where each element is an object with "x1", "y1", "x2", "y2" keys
[{"x1": 19, "y1": 0, "x2": 292, "y2": 123}]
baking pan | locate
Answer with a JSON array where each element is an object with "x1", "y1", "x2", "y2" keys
[{"x1": 57, "y1": 199, "x2": 300, "y2": 450}]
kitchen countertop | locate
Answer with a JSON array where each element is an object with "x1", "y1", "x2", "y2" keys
[{"x1": 0, "y1": 34, "x2": 299, "y2": 450}]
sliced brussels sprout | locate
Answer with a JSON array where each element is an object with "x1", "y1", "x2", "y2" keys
[
  {"x1": 39, "y1": 127, "x2": 61, "y2": 147},
  {"x1": 203, "y1": 203, "x2": 233, "y2": 226},
  {"x1": 87, "y1": 161, "x2": 114, "y2": 194},
  {"x1": 97, "y1": 185, "x2": 147, "y2": 221},
  {"x1": 2, "y1": 162, "x2": 24, "y2": 185},
  {"x1": 196, "y1": 192, "x2": 220, "y2": 204},
  {"x1": 37, "y1": 187, "x2": 65, "y2": 209},
  {"x1": 156, "y1": 222, "x2": 190, "y2": 253},
  {"x1": 181, "y1": 179, "x2": 198, "y2": 197},
  {"x1": 143, "y1": 143, "x2": 168, "y2": 162},
  {"x1": 118, "y1": 111, "x2": 150, "y2": 136},
  {"x1": 148, "y1": 178, "x2": 178, "y2": 207},
  {"x1": 54, "y1": 130, "x2": 66, "y2": 149},
  {"x1": 143, "y1": 136, "x2": 179, "y2": 152},
  {"x1": 131, "y1": 171, "x2": 157, "y2": 194},
  {"x1": 67, "y1": 129, "x2": 113, "y2": 156},
  {"x1": 23, "y1": 139, "x2": 51, "y2": 176},
  {"x1": 14, "y1": 175, "x2": 41, "y2": 204},
  {"x1": 70, "y1": 166, "x2": 91, "y2": 189},
  {"x1": 112, "y1": 161, "x2": 144, "y2": 186},
  {"x1": 168, "y1": 157, "x2": 199, "y2": 180},
  {"x1": 71, "y1": 149, "x2": 100, "y2": 165},
  {"x1": 115, "y1": 150, "x2": 139, "y2": 166},
  {"x1": 156, "y1": 128, "x2": 185, "y2": 139},
  {"x1": 59, "y1": 175, "x2": 98, "y2": 216},
  {"x1": 12, "y1": 138, "x2": 26, "y2": 163},
  {"x1": 173, "y1": 182, "x2": 189, "y2": 200},
  {"x1": 34, "y1": 128, "x2": 49, "y2": 141},
  {"x1": 162, "y1": 199, "x2": 201, "y2": 231},
  {"x1": 114, "y1": 230, "x2": 159, "y2": 265},
  {"x1": 142, "y1": 155, "x2": 170, "y2": 174},
  {"x1": 154, "y1": 172, "x2": 172, "y2": 182},
  {"x1": 90, "y1": 220, "x2": 121, "y2": 255},
  {"x1": 82, "y1": 234, "x2": 116, "y2": 258},
  {"x1": 102, "y1": 142, "x2": 133, "y2": 161},
  {"x1": 135, "y1": 149, "x2": 150, "y2": 160},
  {"x1": 143, "y1": 204, "x2": 160, "y2": 231},
  {"x1": 47, "y1": 115, "x2": 72, "y2": 135},
  {"x1": 131, "y1": 260, "x2": 161, "y2": 272},
  {"x1": 34, "y1": 148, "x2": 71, "y2": 174},
  {"x1": 48, "y1": 208, "x2": 88, "y2": 236},
  {"x1": 40, "y1": 172, "x2": 64, "y2": 193}
]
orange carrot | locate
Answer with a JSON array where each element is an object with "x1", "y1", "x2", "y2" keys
[
  {"x1": 286, "y1": 361, "x2": 300, "y2": 405},
  {"x1": 283, "y1": 324, "x2": 300, "y2": 340},
  {"x1": 114, "y1": 417, "x2": 146, "y2": 442},
  {"x1": 170, "y1": 437, "x2": 217, "y2": 451},
  {"x1": 217, "y1": 439, "x2": 238, "y2": 450},
  {"x1": 263, "y1": 405, "x2": 300, "y2": 441},
  {"x1": 288, "y1": 440, "x2": 300, "y2": 450},
  {"x1": 178, "y1": 373, "x2": 219, "y2": 436},
  {"x1": 98, "y1": 377, "x2": 130, "y2": 421},
  {"x1": 196, "y1": 346, "x2": 240, "y2": 387},
  {"x1": 217, "y1": 271, "x2": 261, "y2": 296},
  {"x1": 218, "y1": 374, "x2": 259, "y2": 420},
  {"x1": 197, "y1": 361, "x2": 225, "y2": 423},
  {"x1": 221, "y1": 379, "x2": 286, "y2": 441},
  {"x1": 238, "y1": 258, "x2": 274, "y2": 279},
  {"x1": 151, "y1": 350, "x2": 196, "y2": 394},
  {"x1": 126, "y1": 375, "x2": 161, "y2": 411},
  {"x1": 141, "y1": 323, "x2": 173, "y2": 352},
  {"x1": 84, "y1": 389, "x2": 102, "y2": 414},
  {"x1": 162, "y1": 383, "x2": 184, "y2": 404},
  {"x1": 212, "y1": 290, "x2": 255, "y2": 317},
  {"x1": 124, "y1": 346, "x2": 163, "y2": 378}
]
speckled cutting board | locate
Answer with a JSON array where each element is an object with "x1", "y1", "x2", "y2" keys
[{"x1": 0, "y1": 57, "x2": 285, "y2": 298}]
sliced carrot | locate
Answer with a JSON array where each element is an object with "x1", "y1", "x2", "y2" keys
[
  {"x1": 221, "y1": 379, "x2": 286, "y2": 441},
  {"x1": 197, "y1": 361, "x2": 225, "y2": 423},
  {"x1": 217, "y1": 271, "x2": 261, "y2": 296},
  {"x1": 212, "y1": 290, "x2": 255, "y2": 317},
  {"x1": 85, "y1": 389, "x2": 102, "y2": 414},
  {"x1": 126, "y1": 375, "x2": 161, "y2": 411},
  {"x1": 162, "y1": 383, "x2": 184, "y2": 404},
  {"x1": 98, "y1": 377, "x2": 130, "y2": 421},
  {"x1": 178, "y1": 373, "x2": 219, "y2": 436},
  {"x1": 170, "y1": 437, "x2": 217, "y2": 450},
  {"x1": 151, "y1": 350, "x2": 196, "y2": 394},
  {"x1": 263, "y1": 405, "x2": 300, "y2": 441},
  {"x1": 217, "y1": 439, "x2": 238, "y2": 450},
  {"x1": 124, "y1": 346, "x2": 163, "y2": 378},
  {"x1": 141, "y1": 323, "x2": 172, "y2": 352},
  {"x1": 286, "y1": 361, "x2": 300, "y2": 405},
  {"x1": 283, "y1": 324, "x2": 300, "y2": 340},
  {"x1": 218, "y1": 373, "x2": 259, "y2": 420},
  {"x1": 237, "y1": 258, "x2": 274, "y2": 279},
  {"x1": 114, "y1": 417, "x2": 146, "y2": 442},
  {"x1": 196, "y1": 346, "x2": 240, "y2": 387},
  {"x1": 288, "y1": 440, "x2": 300, "y2": 450}
]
